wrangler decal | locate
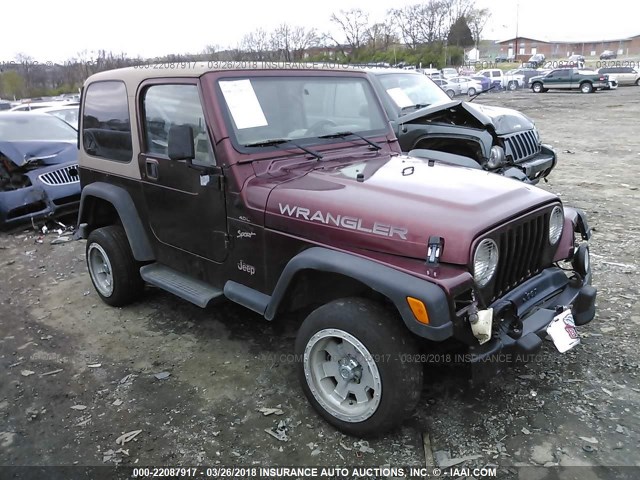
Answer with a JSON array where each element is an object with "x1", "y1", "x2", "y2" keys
[{"x1": 278, "y1": 203, "x2": 408, "y2": 240}]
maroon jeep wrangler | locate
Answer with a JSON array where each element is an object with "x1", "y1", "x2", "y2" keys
[{"x1": 76, "y1": 64, "x2": 596, "y2": 436}]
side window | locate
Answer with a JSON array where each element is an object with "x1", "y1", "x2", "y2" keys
[
  {"x1": 142, "y1": 84, "x2": 214, "y2": 166},
  {"x1": 82, "y1": 81, "x2": 132, "y2": 162}
]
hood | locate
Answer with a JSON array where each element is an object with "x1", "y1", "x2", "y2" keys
[
  {"x1": 400, "y1": 101, "x2": 535, "y2": 135},
  {"x1": 265, "y1": 154, "x2": 557, "y2": 265},
  {"x1": 0, "y1": 141, "x2": 77, "y2": 168}
]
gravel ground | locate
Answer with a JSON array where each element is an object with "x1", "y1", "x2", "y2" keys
[{"x1": 1, "y1": 86, "x2": 638, "y2": 479}]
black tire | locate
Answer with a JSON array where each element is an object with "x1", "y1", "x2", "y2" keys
[
  {"x1": 295, "y1": 297, "x2": 423, "y2": 436},
  {"x1": 635, "y1": 78, "x2": 640, "y2": 86},
  {"x1": 580, "y1": 82, "x2": 593, "y2": 94},
  {"x1": 532, "y1": 82, "x2": 544, "y2": 93},
  {"x1": 467, "y1": 87, "x2": 476, "y2": 96},
  {"x1": 508, "y1": 81, "x2": 517, "y2": 91},
  {"x1": 86, "y1": 225, "x2": 144, "y2": 307}
]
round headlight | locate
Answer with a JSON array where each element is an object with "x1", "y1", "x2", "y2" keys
[
  {"x1": 487, "y1": 146, "x2": 505, "y2": 169},
  {"x1": 549, "y1": 206, "x2": 564, "y2": 245},
  {"x1": 473, "y1": 239, "x2": 499, "y2": 287}
]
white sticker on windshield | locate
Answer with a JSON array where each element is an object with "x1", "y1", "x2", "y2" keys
[
  {"x1": 219, "y1": 80, "x2": 268, "y2": 129},
  {"x1": 386, "y1": 87, "x2": 414, "y2": 108}
]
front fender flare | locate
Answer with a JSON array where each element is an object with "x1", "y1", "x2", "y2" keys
[
  {"x1": 77, "y1": 182, "x2": 154, "y2": 261},
  {"x1": 266, "y1": 247, "x2": 454, "y2": 341}
]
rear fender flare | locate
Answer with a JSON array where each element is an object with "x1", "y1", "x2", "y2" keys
[{"x1": 78, "y1": 182, "x2": 154, "y2": 261}]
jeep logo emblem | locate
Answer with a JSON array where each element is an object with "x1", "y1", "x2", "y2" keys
[{"x1": 237, "y1": 260, "x2": 256, "y2": 275}]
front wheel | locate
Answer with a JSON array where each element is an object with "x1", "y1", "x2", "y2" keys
[
  {"x1": 295, "y1": 298, "x2": 423, "y2": 436},
  {"x1": 580, "y1": 82, "x2": 593, "y2": 93},
  {"x1": 532, "y1": 82, "x2": 544, "y2": 93},
  {"x1": 635, "y1": 78, "x2": 640, "y2": 86},
  {"x1": 446, "y1": 89, "x2": 455, "y2": 99},
  {"x1": 508, "y1": 81, "x2": 517, "y2": 91},
  {"x1": 86, "y1": 225, "x2": 144, "y2": 307}
]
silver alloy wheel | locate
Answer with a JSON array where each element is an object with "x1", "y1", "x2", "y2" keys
[
  {"x1": 87, "y1": 243, "x2": 114, "y2": 297},
  {"x1": 303, "y1": 328, "x2": 382, "y2": 423}
]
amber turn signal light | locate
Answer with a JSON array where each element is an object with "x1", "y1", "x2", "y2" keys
[{"x1": 407, "y1": 297, "x2": 430, "y2": 324}]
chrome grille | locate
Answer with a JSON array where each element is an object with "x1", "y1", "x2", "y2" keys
[
  {"x1": 491, "y1": 211, "x2": 549, "y2": 299},
  {"x1": 38, "y1": 164, "x2": 80, "y2": 186},
  {"x1": 503, "y1": 130, "x2": 541, "y2": 163}
]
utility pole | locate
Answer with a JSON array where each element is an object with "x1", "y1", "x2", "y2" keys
[{"x1": 514, "y1": 1, "x2": 519, "y2": 62}]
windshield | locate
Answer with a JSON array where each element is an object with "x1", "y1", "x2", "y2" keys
[
  {"x1": 217, "y1": 76, "x2": 388, "y2": 147},
  {"x1": 0, "y1": 114, "x2": 77, "y2": 141},
  {"x1": 47, "y1": 108, "x2": 79, "y2": 129},
  {"x1": 376, "y1": 73, "x2": 450, "y2": 112}
]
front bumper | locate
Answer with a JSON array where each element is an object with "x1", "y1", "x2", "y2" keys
[
  {"x1": 0, "y1": 164, "x2": 81, "y2": 229},
  {"x1": 500, "y1": 145, "x2": 557, "y2": 184},
  {"x1": 467, "y1": 261, "x2": 596, "y2": 380}
]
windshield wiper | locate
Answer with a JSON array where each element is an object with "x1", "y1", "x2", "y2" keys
[
  {"x1": 400, "y1": 103, "x2": 431, "y2": 112},
  {"x1": 317, "y1": 131, "x2": 381, "y2": 151},
  {"x1": 468, "y1": 84, "x2": 497, "y2": 102},
  {"x1": 243, "y1": 138, "x2": 323, "y2": 160}
]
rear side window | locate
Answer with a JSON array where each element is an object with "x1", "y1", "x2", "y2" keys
[
  {"x1": 82, "y1": 81, "x2": 132, "y2": 162},
  {"x1": 142, "y1": 84, "x2": 215, "y2": 166}
]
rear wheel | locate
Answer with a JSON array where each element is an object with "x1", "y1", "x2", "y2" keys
[
  {"x1": 467, "y1": 87, "x2": 476, "y2": 96},
  {"x1": 580, "y1": 82, "x2": 593, "y2": 93},
  {"x1": 86, "y1": 226, "x2": 144, "y2": 307},
  {"x1": 508, "y1": 81, "x2": 517, "y2": 91},
  {"x1": 635, "y1": 78, "x2": 640, "y2": 86},
  {"x1": 295, "y1": 298, "x2": 423, "y2": 436}
]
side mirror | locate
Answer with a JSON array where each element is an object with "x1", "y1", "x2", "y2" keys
[{"x1": 168, "y1": 125, "x2": 195, "y2": 161}]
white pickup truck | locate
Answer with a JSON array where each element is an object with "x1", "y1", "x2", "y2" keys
[{"x1": 477, "y1": 69, "x2": 526, "y2": 90}]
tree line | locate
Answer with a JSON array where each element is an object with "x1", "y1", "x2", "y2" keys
[{"x1": 0, "y1": 0, "x2": 489, "y2": 99}]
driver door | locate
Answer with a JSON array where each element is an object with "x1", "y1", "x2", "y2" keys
[{"x1": 137, "y1": 81, "x2": 228, "y2": 263}]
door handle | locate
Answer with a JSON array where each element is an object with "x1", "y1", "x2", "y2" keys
[{"x1": 146, "y1": 159, "x2": 159, "y2": 180}]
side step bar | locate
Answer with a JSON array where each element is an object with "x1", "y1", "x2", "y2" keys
[{"x1": 140, "y1": 264, "x2": 223, "y2": 308}]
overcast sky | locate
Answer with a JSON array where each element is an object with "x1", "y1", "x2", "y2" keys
[{"x1": 1, "y1": 0, "x2": 638, "y2": 62}]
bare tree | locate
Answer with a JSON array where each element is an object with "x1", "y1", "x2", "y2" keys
[
  {"x1": 467, "y1": 7, "x2": 491, "y2": 48},
  {"x1": 270, "y1": 24, "x2": 319, "y2": 61},
  {"x1": 329, "y1": 8, "x2": 370, "y2": 53},
  {"x1": 365, "y1": 20, "x2": 397, "y2": 53},
  {"x1": 241, "y1": 28, "x2": 272, "y2": 60},
  {"x1": 388, "y1": 5, "x2": 423, "y2": 49}
]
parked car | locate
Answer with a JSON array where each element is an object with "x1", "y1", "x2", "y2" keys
[
  {"x1": 365, "y1": 68, "x2": 557, "y2": 183},
  {"x1": 470, "y1": 75, "x2": 491, "y2": 91},
  {"x1": 0, "y1": 113, "x2": 80, "y2": 228},
  {"x1": 527, "y1": 54, "x2": 546, "y2": 67},
  {"x1": 506, "y1": 68, "x2": 540, "y2": 85},
  {"x1": 599, "y1": 50, "x2": 617, "y2": 60},
  {"x1": 477, "y1": 69, "x2": 526, "y2": 90},
  {"x1": 596, "y1": 66, "x2": 640, "y2": 86},
  {"x1": 419, "y1": 68, "x2": 441, "y2": 77},
  {"x1": 580, "y1": 70, "x2": 618, "y2": 90},
  {"x1": 0, "y1": 100, "x2": 12, "y2": 111},
  {"x1": 431, "y1": 78, "x2": 462, "y2": 98},
  {"x1": 568, "y1": 54, "x2": 585, "y2": 65},
  {"x1": 10, "y1": 100, "x2": 79, "y2": 112},
  {"x1": 36, "y1": 104, "x2": 80, "y2": 129},
  {"x1": 441, "y1": 68, "x2": 458, "y2": 80},
  {"x1": 529, "y1": 68, "x2": 609, "y2": 93},
  {"x1": 76, "y1": 64, "x2": 596, "y2": 436},
  {"x1": 447, "y1": 76, "x2": 484, "y2": 95}
]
